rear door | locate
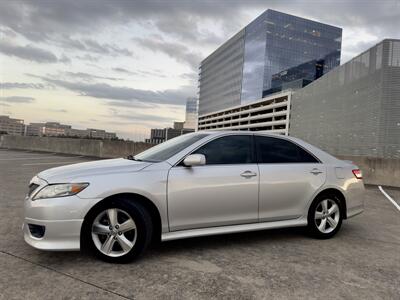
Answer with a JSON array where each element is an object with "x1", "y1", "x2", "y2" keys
[
  {"x1": 255, "y1": 135, "x2": 326, "y2": 222},
  {"x1": 167, "y1": 134, "x2": 259, "y2": 231}
]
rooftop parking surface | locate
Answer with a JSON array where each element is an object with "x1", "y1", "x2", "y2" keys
[{"x1": 0, "y1": 149, "x2": 399, "y2": 299}]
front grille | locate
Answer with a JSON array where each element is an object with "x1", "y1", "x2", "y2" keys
[{"x1": 28, "y1": 183, "x2": 40, "y2": 197}]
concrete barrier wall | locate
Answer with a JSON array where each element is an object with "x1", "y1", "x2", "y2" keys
[
  {"x1": 337, "y1": 155, "x2": 400, "y2": 188},
  {"x1": 1, "y1": 135, "x2": 399, "y2": 187},
  {"x1": 0, "y1": 135, "x2": 153, "y2": 158}
]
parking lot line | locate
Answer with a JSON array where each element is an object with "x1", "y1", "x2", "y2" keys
[
  {"x1": 22, "y1": 161, "x2": 83, "y2": 166},
  {"x1": 0, "y1": 156, "x2": 80, "y2": 161},
  {"x1": 378, "y1": 186, "x2": 400, "y2": 212}
]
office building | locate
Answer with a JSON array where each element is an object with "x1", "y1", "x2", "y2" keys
[
  {"x1": 0, "y1": 115, "x2": 25, "y2": 135},
  {"x1": 146, "y1": 122, "x2": 195, "y2": 144},
  {"x1": 184, "y1": 98, "x2": 198, "y2": 129},
  {"x1": 86, "y1": 128, "x2": 117, "y2": 139},
  {"x1": 26, "y1": 122, "x2": 117, "y2": 140},
  {"x1": 290, "y1": 39, "x2": 400, "y2": 158},
  {"x1": 198, "y1": 9, "x2": 342, "y2": 116}
]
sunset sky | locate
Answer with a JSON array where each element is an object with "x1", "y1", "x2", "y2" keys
[{"x1": 1, "y1": 0, "x2": 399, "y2": 140}]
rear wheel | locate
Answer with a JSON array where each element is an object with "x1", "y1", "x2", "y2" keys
[
  {"x1": 307, "y1": 194, "x2": 343, "y2": 239},
  {"x1": 83, "y1": 198, "x2": 153, "y2": 263}
]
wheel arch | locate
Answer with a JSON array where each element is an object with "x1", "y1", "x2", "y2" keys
[
  {"x1": 312, "y1": 188, "x2": 347, "y2": 219},
  {"x1": 81, "y1": 192, "x2": 162, "y2": 248}
]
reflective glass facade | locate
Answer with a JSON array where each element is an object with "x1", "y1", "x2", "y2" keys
[
  {"x1": 199, "y1": 10, "x2": 342, "y2": 115},
  {"x1": 241, "y1": 9, "x2": 342, "y2": 103}
]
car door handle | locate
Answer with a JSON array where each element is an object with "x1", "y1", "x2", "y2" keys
[
  {"x1": 240, "y1": 171, "x2": 257, "y2": 178},
  {"x1": 310, "y1": 168, "x2": 323, "y2": 175}
]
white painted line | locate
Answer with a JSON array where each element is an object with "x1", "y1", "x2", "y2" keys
[
  {"x1": 22, "y1": 161, "x2": 79, "y2": 166},
  {"x1": 0, "y1": 156, "x2": 80, "y2": 161},
  {"x1": 378, "y1": 186, "x2": 400, "y2": 212}
]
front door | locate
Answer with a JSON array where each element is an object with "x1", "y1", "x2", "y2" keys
[{"x1": 167, "y1": 135, "x2": 259, "y2": 231}]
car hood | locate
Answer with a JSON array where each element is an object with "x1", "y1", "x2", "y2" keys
[{"x1": 37, "y1": 158, "x2": 152, "y2": 183}]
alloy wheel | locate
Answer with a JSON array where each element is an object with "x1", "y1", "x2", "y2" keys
[
  {"x1": 314, "y1": 199, "x2": 340, "y2": 234},
  {"x1": 91, "y1": 208, "x2": 137, "y2": 257}
]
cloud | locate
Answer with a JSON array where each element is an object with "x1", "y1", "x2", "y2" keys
[
  {"x1": 112, "y1": 67, "x2": 167, "y2": 78},
  {"x1": 0, "y1": 82, "x2": 47, "y2": 89},
  {"x1": 63, "y1": 72, "x2": 122, "y2": 81},
  {"x1": 0, "y1": 96, "x2": 35, "y2": 103},
  {"x1": 112, "y1": 111, "x2": 175, "y2": 124},
  {"x1": 106, "y1": 100, "x2": 157, "y2": 109},
  {"x1": 0, "y1": 42, "x2": 58, "y2": 63},
  {"x1": 47, "y1": 108, "x2": 68, "y2": 113},
  {"x1": 75, "y1": 54, "x2": 100, "y2": 62},
  {"x1": 33, "y1": 75, "x2": 195, "y2": 106},
  {"x1": 1, "y1": 0, "x2": 399, "y2": 72},
  {"x1": 112, "y1": 67, "x2": 135, "y2": 75},
  {"x1": 135, "y1": 37, "x2": 202, "y2": 70},
  {"x1": 58, "y1": 37, "x2": 133, "y2": 57}
]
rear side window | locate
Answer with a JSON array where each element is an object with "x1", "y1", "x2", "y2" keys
[
  {"x1": 255, "y1": 136, "x2": 318, "y2": 163},
  {"x1": 193, "y1": 135, "x2": 253, "y2": 165}
]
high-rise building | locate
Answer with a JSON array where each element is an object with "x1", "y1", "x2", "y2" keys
[
  {"x1": 184, "y1": 98, "x2": 198, "y2": 129},
  {"x1": 290, "y1": 39, "x2": 400, "y2": 159},
  {"x1": 198, "y1": 9, "x2": 342, "y2": 115}
]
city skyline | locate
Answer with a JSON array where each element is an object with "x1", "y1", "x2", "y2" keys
[{"x1": 1, "y1": 0, "x2": 400, "y2": 140}]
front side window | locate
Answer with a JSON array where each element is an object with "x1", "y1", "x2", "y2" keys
[
  {"x1": 193, "y1": 135, "x2": 253, "y2": 165},
  {"x1": 255, "y1": 136, "x2": 318, "y2": 163},
  {"x1": 134, "y1": 133, "x2": 209, "y2": 162}
]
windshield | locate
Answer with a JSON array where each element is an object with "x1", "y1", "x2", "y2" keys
[{"x1": 134, "y1": 133, "x2": 209, "y2": 162}]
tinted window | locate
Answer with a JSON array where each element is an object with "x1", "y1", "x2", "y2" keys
[
  {"x1": 255, "y1": 136, "x2": 318, "y2": 163},
  {"x1": 194, "y1": 135, "x2": 253, "y2": 165},
  {"x1": 134, "y1": 133, "x2": 209, "y2": 162}
]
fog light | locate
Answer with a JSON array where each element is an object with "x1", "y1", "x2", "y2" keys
[{"x1": 28, "y1": 224, "x2": 45, "y2": 238}]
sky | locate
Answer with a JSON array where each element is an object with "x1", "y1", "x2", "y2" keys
[{"x1": 1, "y1": 0, "x2": 399, "y2": 140}]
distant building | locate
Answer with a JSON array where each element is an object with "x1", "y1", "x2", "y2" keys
[
  {"x1": 0, "y1": 115, "x2": 25, "y2": 135},
  {"x1": 173, "y1": 122, "x2": 185, "y2": 130},
  {"x1": 87, "y1": 128, "x2": 117, "y2": 139},
  {"x1": 25, "y1": 123, "x2": 44, "y2": 136},
  {"x1": 66, "y1": 128, "x2": 89, "y2": 138},
  {"x1": 146, "y1": 128, "x2": 166, "y2": 144},
  {"x1": 198, "y1": 9, "x2": 342, "y2": 116},
  {"x1": 25, "y1": 122, "x2": 117, "y2": 140},
  {"x1": 184, "y1": 98, "x2": 198, "y2": 129},
  {"x1": 290, "y1": 39, "x2": 400, "y2": 159},
  {"x1": 146, "y1": 122, "x2": 195, "y2": 144}
]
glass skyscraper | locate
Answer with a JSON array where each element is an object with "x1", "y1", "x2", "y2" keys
[{"x1": 198, "y1": 9, "x2": 342, "y2": 115}]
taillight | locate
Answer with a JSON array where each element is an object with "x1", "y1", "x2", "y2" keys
[{"x1": 352, "y1": 169, "x2": 363, "y2": 179}]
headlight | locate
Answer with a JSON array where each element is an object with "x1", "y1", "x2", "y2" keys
[{"x1": 33, "y1": 183, "x2": 89, "y2": 200}]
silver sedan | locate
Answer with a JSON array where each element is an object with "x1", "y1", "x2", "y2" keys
[{"x1": 23, "y1": 132, "x2": 365, "y2": 263}]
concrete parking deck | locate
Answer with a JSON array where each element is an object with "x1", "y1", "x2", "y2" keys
[{"x1": 0, "y1": 149, "x2": 399, "y2": 299}]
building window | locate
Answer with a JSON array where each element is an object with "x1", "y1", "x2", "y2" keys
[{"x1": 388, "y1": 41, "x2": 400, "y2": 67}]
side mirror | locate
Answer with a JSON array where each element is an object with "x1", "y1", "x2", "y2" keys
[{"x1": 183, "y1": 154, "x2": 206, "y2": 167}]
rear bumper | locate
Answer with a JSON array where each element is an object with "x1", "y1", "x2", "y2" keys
[{"x1": 345, "y1": 180, "x2": 365, "y2": 218}]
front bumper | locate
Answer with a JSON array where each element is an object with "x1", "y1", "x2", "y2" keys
[
  {"x1": 23, "y1": 194, "x2": 101, "y2": 251},
  {"x1": 23, "y1": 218, "x2": 82, "y2": 251}
]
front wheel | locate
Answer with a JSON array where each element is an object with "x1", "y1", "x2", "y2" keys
[
  {"x1": 307, "y1": 195, "x2": 343, "y2": 239},
  {"x1": 83, "y1": 199, "x2": 153, "y2": 263}
]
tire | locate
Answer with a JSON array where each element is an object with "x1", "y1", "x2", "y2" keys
[
  {"x1": 307, "y1": 193, "x2": 343, "y2": 239},
  {"x1": 82, "y1": 198, "x2": 153, "y2": 263}
]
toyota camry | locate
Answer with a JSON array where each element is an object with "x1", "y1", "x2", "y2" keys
[{"x1": 24, "y1": 131, "x2": 365, "y2": 263}]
